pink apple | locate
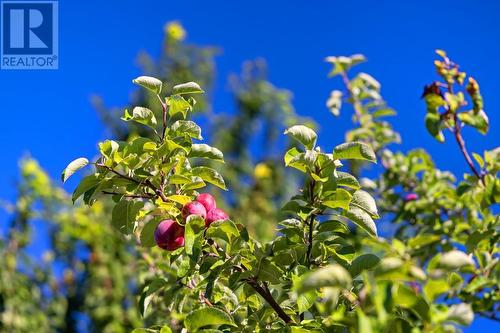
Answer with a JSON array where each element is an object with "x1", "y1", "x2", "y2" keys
[
  {"x1": 206, "y1": 208, "x2": 229, "y2": 227},
  {"x1": 196, "y1": 193, "x2": 217, "y2": 212},
  {"x1": 154, "y1": 219, "x2": 185, "y2": 251},
  {"x1": 181, "y1": 201, "x2": 207, "y2": 220}
]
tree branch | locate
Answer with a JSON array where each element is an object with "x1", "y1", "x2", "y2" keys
[
  {"x1": 246, "y1": 278, "x2": 292, "y2": 324},
  {"x1": 96, "y1": 164, "x2": 168, "y2": 202},
  {"x1": 305, "y1": 178, "x2": 317, "y2": 266},
  {"x1": 157, "y1": 94, "x2": 169, "y2": 141},
  {"x1": 452, "y1": 114, "x2": 485, "y2": 186},
  {"x1": 211, "y1": 240, "x2": 292, "y2": 324},
  {"x1": 101, "y1": 190, "x2": 154, "y2": 199}
]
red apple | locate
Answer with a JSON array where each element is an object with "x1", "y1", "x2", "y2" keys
[
  {"x1": 206, "y1": 208, "x2": 229, "y2": 227},
  {"x1": 196, "y1": 193, "x2": 217, "y2": 212},
  {"x1": 154, "y1": 219, "x2": 185, "y2": 251},
  {"x1": 181, "y1": 201, "x2": 207, "y2": 220}
]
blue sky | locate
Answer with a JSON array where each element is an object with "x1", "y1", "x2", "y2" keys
[{"x1": 0, "y1": 1, "x2": 499, "y2": 331}]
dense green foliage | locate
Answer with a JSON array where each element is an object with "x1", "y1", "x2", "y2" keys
[{"x1": 1, "y1": 23, "x2": 498, "y2": 333}]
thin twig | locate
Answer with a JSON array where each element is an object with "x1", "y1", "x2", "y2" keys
[
  {"x1": 101, "y1": 191, "x2": 154, "y2": 199},
  {"x1": 157, "y1": 94, "x2": 168, "y2": 141},
  {"x1": 211, "y1": 240, "x2": 292, "y2": 324},
  {"x1": 305, "y1": 178, "x2": 317, "y2": 266},
  {"x1": 453, "y1": 114, "x2": 485, "y2": 186},
  {"x1": 96, "y1": 163, "x2": 168, "y2": 201}
]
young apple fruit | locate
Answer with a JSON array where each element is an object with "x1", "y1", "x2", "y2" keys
[
  {"x1": 154, "y1": 219, "x2": 185, "y2": 251},
  {"x1": 181, "y1": 201, "x2": 207, "y2": 220},
  {"x1": 196, "y1": 193, "x2": 217, "y2": 212},
  {"x1": 206, "y1": 208, "x2": 229, "y2": 227}
]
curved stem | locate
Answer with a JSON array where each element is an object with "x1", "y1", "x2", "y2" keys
[{"x1": 452, "y1": 114, "x2": 485, "y2": 186}]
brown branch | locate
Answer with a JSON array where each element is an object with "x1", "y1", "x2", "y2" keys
[
  {"x1": 101, "y1": 190, "x2": 154, "y2": 199},
  {"x1": 246, "y1": 278, "x2": 292, "y2": 324},
  {"x1": 452, "y1": 114, "x2": 485, "y2": 186},
  {"x1": 157, "y1": 94, "x2": 169, "y2": 141},
  {"x1": 210, "y1": 240, "x2": 292, "y2": 324},
  {"x1": 96, "y1": 163, "x2": 168, "y2": 201}
]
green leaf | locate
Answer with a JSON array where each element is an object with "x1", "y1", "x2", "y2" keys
[
  {"x1": 284, "y1": 147, "x2": 302, "y2": 167},
  {"x1": 348, "y1": 254, "x2": 380, "y2": 278},
  {"x1": 171, "y1": 120, "x2": 202, "y2": 140},
  {"x1": 446, "y1": 303, "x2": 474, "y2": 326},
  {"x1": 138, "y1": 278, "x2": 167, "y2": 317},
  {"x1": 72, "y1": 174, "x2": 101, "y2": 203},
  {"x1": 372, "y1": 108, "x2": 396, "y2": 118},
  {"x1": 323, "y1": 188, "x2": 353, "y2": 210},
  {"x1": 375, "y1": 257, "x2": 404, "y2": 277},
  {"x1": 172, "y1": 81, "x2": 204, "y2": 95},
  {"x1": 333, "y1": 142, "x2": 376, "y2": 163},
  {"x1": 350, "y1": 190, "x2": 379, "y2": 218},
  {"x1": 191, "y1": 167, "x2": 226, "y2": 190},
  {"x1": 334, "y1": 171, "x2": 360, "y2": 189},
  {"x1": 425, "y1": 113, "x2": 445, "y2": 142},
  {"x1": 394, "y1": 284, "x2": 430, "y2": 321},
  {"x1": 286, "y1": 150, "x2": 318, "y2": 173},
  {"x1": 184, "y1": 215, "x2": 205, "y2": 256},
  {"x1": 62, "y1": 157, "x2": 89, "y2": 183},
  {"x1": 472, "y1": 153, "x2": 484, "y2": 169},
  {"x1": 438, "y1": 250, "x2": 475, "y2": 270},
  {"x1": 133, "y1": 76, "x2": 162, "y2": 94},
  {"x1": 295, "y1": 264, "x2": 352, "y2": 293},
  {"x1": 458, "y1": 110, "x2": 489, "y2": 135},
  {"x1": 140, "y1": 218, "x2": 161, "y2": 247},
  {"x1": 423, "y1": 279, "x2": 449, "y2": 302},
  {"x1": 160, "y1": 327, "x2": 173, "y2": 333},
  {"x1": 168, "y1": 95, "x2": 192, "y2": 118},
  {"x1": 284, "y1": 125, "x2": 317, "y2": 149},
  {"x1": 259, "y1": 258, "x2": 285, "y2": 285},
  {"x1": 344, "y1": 207, "x2": 377, "y2": 236},
  {"x1": 99, "y1": 140, "x2": 119, "y2": 159},
  {"x1": 111, "y1": 200, "x2": 144, "y2": 234},
  {"x1": 205, "y1": 220, "x2": 239, "y2": 244},
  {"x1": 190, "y1": 144, "x2": 224, "y2": 162},
  {"x1": 182, "y1": 176, "x2": 206, "y2": 191},
  {"x1": 184, "y1": 307, "x2": 236, "y2": 331},
  {"x1": 121, "y1": 107, "x2": 158, "y2": 129},
  {"x1": 166, "y1": 194, "x2": 191, "y2": 205}
]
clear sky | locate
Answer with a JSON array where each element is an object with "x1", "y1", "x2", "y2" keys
[{"x1": 1, "y1": 1, "x2": 499, "y2": 331}]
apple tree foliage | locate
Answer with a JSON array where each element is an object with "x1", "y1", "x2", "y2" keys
[
  {"x1": 0, "y1": 21, "x2": 497, "y2": 333},
  {"x1": 62, "y1": 50, "x2": 499, "y2": 332}
]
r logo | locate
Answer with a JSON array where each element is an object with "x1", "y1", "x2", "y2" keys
[{"x1": 1, "y1": 1, "x2": 58, "y2": 69}]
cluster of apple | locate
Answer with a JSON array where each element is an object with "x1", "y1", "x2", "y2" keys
[{"x1": 154, "y1": 193, "x2": 229, "y2": 251}]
